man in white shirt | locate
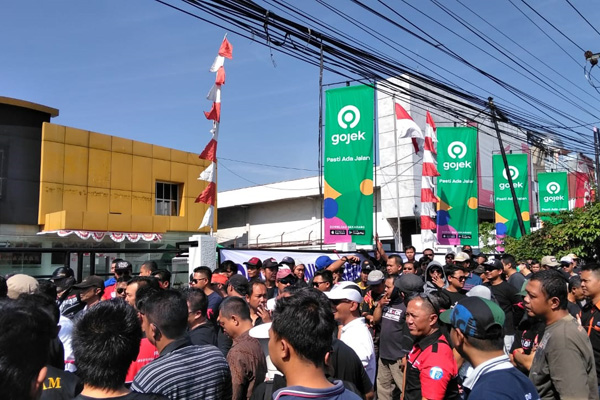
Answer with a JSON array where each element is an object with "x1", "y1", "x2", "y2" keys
[{"x1": 326, "y1": 281, "x2": 376, "y2": 384}]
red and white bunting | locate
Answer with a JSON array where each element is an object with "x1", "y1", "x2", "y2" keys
[
  {"x1": 197, "y1": 36, "x2": 233, "y2": 230},
  {"x1": 421, "y1": 111, "x2": 439, "y2": 248},
  {"x1": 395, "y1": 102, "x2": 424, "y2": 154}
]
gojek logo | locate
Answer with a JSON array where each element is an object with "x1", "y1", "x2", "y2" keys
[
  {"x1": 443, "y1": 141, "x2": 471, "y2": 171},
  {"x1": 499, "y1": 166, "x2": 522, "y2": 190},
  {"x1": 544, "y1": 181, "x2": 564, "y2": 202},
  {"x1": 332, "y1": 105, "x2": 365, "y2": 145}
]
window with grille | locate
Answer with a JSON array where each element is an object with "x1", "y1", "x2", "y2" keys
[{"x1": 155, "y1": 182, "x2": 181, "y2": 216}]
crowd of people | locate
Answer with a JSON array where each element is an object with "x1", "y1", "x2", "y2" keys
[{"x1": 1, "y1": 246, "x2": 600, "y2": 400}]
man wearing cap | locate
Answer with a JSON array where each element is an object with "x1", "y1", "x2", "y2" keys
[
  {"x1": 102, "y1": 259, "x2": 132, "y2": 300},
  {"x1": 228, "y1": 274, "x2": 249, "y2": 298},
  {"x1": 243, "y1": 257, "x2": 262, "y2": 280},
  {"x1": 484, "y1": 259, "x2": 520, "y2": 353},
  {"x1": 501, "y1": 254, "x2": 525, "y2": 292},
  {"x1": 441, "y1": 297, "x2": 539, "y2": 399},
  {"x1": 279, "y1": 256, "x2": 295, "y2": 269},
  {"x1": 72, "y1": 276, "x2": 104, "y2": 315},
  {"x1": 540, "y1": 255, "x2": 559, "y2": 271},
  {"x1": 327, "y1": 281, "x2": 376, "y2": 385},
  {"x1": 315, "y1": 254, "x2": 361, "y2": 274},
  {"x1": 455, "y1": 252, "x2": 482, "y2": 292},
  {"x1": 262, "y1": 258, "x2": 279, "y2": 299},
  {"x1": 362, "y1": 268, "x2": 385, "y2": 316},
  {"x1": 560, "y1": 255, "x2": 577, "y2": 277},
  {"x1": 355, "y1": 260, "x2": 374, "y2": 295},
  {"x1": 524, "y1": 269, "x2": 598, "y2": 399},
  {"x1": 266, "y1": 267, "x2": 298, "y2": 312}
]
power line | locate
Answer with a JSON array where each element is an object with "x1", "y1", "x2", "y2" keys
[{"x1": 564, "y1": 0, "x2": 600, "y2": 38}]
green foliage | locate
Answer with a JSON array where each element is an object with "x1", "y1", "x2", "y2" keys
[
  {"x1": 502, "y1": 202, "x2": 600, "y2": 262},
  {"x1": 478, "y1": 221, "x2": 498, "y2": 254}
]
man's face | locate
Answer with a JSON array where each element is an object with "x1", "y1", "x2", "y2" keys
[
  {"x1": 264, "y1": 267, "x2": 277, "y2": 283},
  {"x1": 80, "y1": 286, "x2": 99, "y2": 304},
  {"x1": 406, "y1": 298, "x2": 435, "y2": 337},
  {"x1": 246, "y1": 284, "x2": 267, "y2": 311},
  {"x1": 423, "y1": 250, "x2": 434, "y2": 260},
  {"x1": 190, "y1": 272, "x2": 208, "y2": 290},
  {"x1": 572, "y1": 286, "x2": 585, "y2": 301},
  {"x1": 403, "y1": 263, "x2": 415, "y2": 274},
  {"x1": 405, "y1": 249, "x2": 415, "y2": 260},
  {"x1": 562, "y1": 263, "x2": 574, "y2": 275},
  {"x1": 312, "y1": 276, "x2": 331, "y2": 292},
  {"x1": 384, "y1": 278, "x2": 395, "y2": 297},
  {"x1": 140, "y1": 313, "x2": 155, "y2": 346},
  {"x1": 331, "y1": 299, "x2": 354, "y2": 325},
  {"x1": 139, "y1": 266, "x2": 151, "y2": 277},
  {"x1": 502, "y1": 260, "x2": 511, "y2": 273},
  {"x1": 223, "y1": 268, "x2": 235, "y2": 279},
  {"x1": 110, "y1": 262, "x2": 116, "y2": 275},
  {"x1": 523, "y1": 279, "x2": 551, "y2": 318},
  {"x1": 485, "y1": 267, "x2": 501, "y2": 282},
  {"x1": 268, "y1": 327, "x2": 283, "y2": 371},
  {"x1": 332, "y1": 269, "x2": 343, "y2": 284},
  {"x1": 428, "y1": 268, "x2": 442, "y2": 280},
  {"x1": 360, "y1": 270, "x2": 369, "y2": 284},
  {"x1": 445, "y1": 255, "x2": 455, "y2": 265},
  {"x1": 581, "y1": 270, "x2": 600, "y2": 299},
  {"x1": 372, "y1": 281, "x2": 385, "y2": 296},
  {"x1": 115, "y1": 282, "x2": 128, "y2": 299},
  {"x1": 531, "y1": 263, "x2": 541, "y2": 273},
  {"x1": 218, "y1": 312, "x2": 237, "y2": 338},
  {"x1": 476, "y1": 256, "x2": 486, "y2": 265},
  {"x1": 386, "y1": 259, "x2": 401, "y2": 275},
  {"x1": 126, "y1": 283, "x2": 139, "y2": 308},
  {"x1": 293, "y1": 265, "x2": 305, "y2": 280},
  {"x1": 448, "y1": 270, "x2": 466, "y2": 290},
  {"x1": 247, "y1": 266, "x2": 260, "y2": 279}
]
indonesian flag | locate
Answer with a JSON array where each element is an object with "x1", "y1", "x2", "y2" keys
[
  {"x1": 421, "y1": 216, "x2": 437, "y2": 230},
  {"x1": 204, "y1": 102, "x2": 221, "y2": 122},
  {"x1": 195, "y1": 182, "x2": 216, "y2": 205},
  {"x1": 198, "y1": 162, "x2": 216, "y2": 183},
  {"x1": 395, "y1": 102, "x2": 423, "y2": 153},
  {"x1": 421, "y1": 176, "x2": 437, "y2": 202},
  {"x1": 421, "y1": 111, "x2": 438, "y2": 248},
  {"x1": 199, "y1": 205, "x2": 214, "y2": 229},
  {"x1": 218, "y1": 38, "x2": 233, "y2": 59}
]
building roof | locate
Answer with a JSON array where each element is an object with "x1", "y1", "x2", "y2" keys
[
  {"x1": 218, "y1": 176, "x2": 321, "y2": 208},
  {"x1": 0, "y1": 96, "x2": 59, "y2": 117}
]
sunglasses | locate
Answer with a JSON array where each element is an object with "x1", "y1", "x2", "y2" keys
[
  {"x1": 484, "y1": 267, "x2": 500, "y2": 272},
  {"x1": 116, "y1": 287, "x2": 126, "y2": 294},
  {"x1": 451, "y1": 276, "x2": 466, "y2": 282},
  {"x1": 312, "y1": 281, "x2": 327, "y2": 287}
]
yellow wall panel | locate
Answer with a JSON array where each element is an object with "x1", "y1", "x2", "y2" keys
[
  {"x1": 133, "y1": 141, "x2": 153, "y2": 157},
  {"x1": 44, "y1": 211, "x2": 63, "y2": 231},
  {"x1": 63, "y1": 144, "x2": 89, "y2": 186},
  {"x1": 153, "y1": 159, "x2": 170, "y2": 181},
  {"x1": 187, "y1": 164, "x2": 204, "y2": 197},
  {"x1": 131, "y1": 215, "x2": 153, "y2": 232},
  {"x1": 40, "y1": 141, "x2": 65, "y2": 183},
  {"x1": 83, "y1": 212, "x2": 108, "y2": 231},
  {"x1": 131, "y1": 191, "x2": 152, "y2": 216},
  {"x1": 64, "y1": 127, "x2": 89, "y2": 147},
  {"x1": 170, "y1": 162, "x2": 187, "y2": 187},
  {"x1": 89, "y1": 131, "x2": 111, "y2": 151},
  {"x1": 112, "y1": 137, "x2": 133, "y2": 154},
  {"x1": 132, "y1": 156, "x2": 152, "y2": 193},
  {"x1": 87, "y1": 188, "x2": 110, "y2": 214},
  {"x1": 108, "y1": 214, "x2": 132, "y2": 232},
  {"x1": 171, "y1": 149, "x2": 188, "y2": 164},
  {"x1": 38, "y1": 183, "x2": 64, "y2": 224},
  {"x1": 111, "y1": 153, "x2": 132, "y2": 190},
  {"x1": 153, "y1": 216, "x2": 169, "y2": 233},
  {"x1": 63, "y1": 184, "x2": 88, "y2": 212},
  {"x1": 109, "y1": 189, "x2": 132, "y2": 215},
  {"x1": 153, "y1": 145, "x2": 170, "y2": 161},
  {"x1": 187, "y1": 152, "x2": 203, "y2": 166},
  {"x1": 63, "y1": 210, "x2": 83, "y2": 230},
  {"x1": 169, "y1": 216, "x2": 188, "y2": 232},
  {"x1": 186, "y1": 199, "x2": 201, "y2": 231},
  {"x1": 42, "y1": 123, "x2": 65, "y2": 143},
  {"x1": 88, "y1": 149, "x2": 111, "y2": 188}
]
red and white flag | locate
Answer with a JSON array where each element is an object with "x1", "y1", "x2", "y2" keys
[
  {"x1": 421, "y1": 111, "x2": 439, "y2": 247},
  {"x1": 395, "y1": 102, "x2": 423, "y2": 153}
]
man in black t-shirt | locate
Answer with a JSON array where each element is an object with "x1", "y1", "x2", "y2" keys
[{"x1": 443, "y1": 265, "x2": 467, "y2": 305}]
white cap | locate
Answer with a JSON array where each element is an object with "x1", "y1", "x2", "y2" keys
[
  {"x1": 249, "y1": 322, "x2": 272, "y2": 339},
  {"x1": 325, "y1": 281, "x2": 364, "y2": 303},
  {"x1": 466, "y1": 285, "x2": 493, "y2": 301},
  {"x1": 560, "y1": 255, "x2": 573, "y2": 264}
]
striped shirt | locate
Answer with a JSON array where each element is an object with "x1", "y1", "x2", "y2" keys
[{"x1": 132, "y1": 337, "x2": 232, "y2": 400}]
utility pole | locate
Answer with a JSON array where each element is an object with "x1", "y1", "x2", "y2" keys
[{"x1": 488, "y1": 97, "x2": 527, "y2": 237}]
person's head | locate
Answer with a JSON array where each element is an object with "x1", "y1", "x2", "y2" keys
[
  {"x1": 73, "y1": 300, "x2": 142, "y2": 390},
  {"x1": 475, "y1": 254, "x2": 488, "y2": 265},
  {"x1": 386, "y1": 254, "x2": 403, "y2": 276},
  {"x1": 153, "y1": 269, "x2": 171, "y2": 290},
  {"x1": 115, "y1": 277, "x2": 130, "y2": 299},
  {"x1": 113, "y1": 259, "x2": 133, "y2": 280},
  {"x1": 383, "y1": 276, "x2": 398, "y2": 299},
  {"x1": 211, "y1": 272, "x2": 228, "y2": 296},
  {"x1": 560, "y1": 256, "x2": 575, "y2": 275},
  {"x1": 191, "y1": 266, "x2": 212, "y2": 290},
  {"x1": 523, "y1": 270, "x2": 568, "y2": 321},
  {"x1": 540, "y1": 256, "x2": 560, "y2": 270},
  {"x1": 276, "y1": 268, "x2": 297, "y2": 293},
  {"x1": 110, "y1": 258, "x2": 123, "y2": 275},
  {"x1": 280, "y1": 256, "x2": 296, "y2": 269},
  {"x1": 453, "y1": 252, "x2": 471, "y2": 270},
  {"x1": 262, "y1": 258, "x2": 279, "y2": 283},
  {"x1": 73, "y1": 275, "x2": 104, "y2": 306},
  {"x1": 423, "y1": 248, "x2": 434, "y2": 261},
  {"x1": 445, "y1": 252, "x2": 455, "y2": 265},
  {"x1": 440, "y1": 297, "x2": 505, "y2": 362},
  {"x1": 395, "y1": 274, "x2": 425, "y2": 301},
  {"x1": 312, "y1": 270, "x2": 333, "y2": 292},
  {"x1": 581, "y1": 264, "x2": 600, "y2": 301},
  {"x1": 220, "y1": 260, "x2": 239, "y2": 278},
  {"x1": 183, "y1": 288, "x2": 209, "y2": 329},
  {"x1": 518, "y1": 260, "x2": 530, "y2": 273},
  {"x1": 500, "y1": 254, "x2": 516, "y2": 273},
  {"x1": 483, "y1": 260, "x2": 503, "y2": 283},
  {"x1": 218, "y1": 296, "x2": 252, "y2": 339},
  {"x1": 126, "y1": 276, "x2": 160, "y2": 308},
  {"x1": 367, "y1": 270, "x2": 386, "y2": 296},
  {"x1": 446, "y1": 265, "x2": 466, "y2": 291},
  {"x1": 227, "y1": 274, "x2": 249, "y2": 297},
  {"x1": 243, "y1": 257, "x2": 262, "y2": 279},
  {"x1": 530, "y1": 260, "x2": 541, "y2": 273},
  {"x1": 402, "y1": 262, "x2": 416, "y2": 275},
  {"x1": 406, "y1": 293, "x2": 442, "y2": 338},
  {"x1": 246, "y1": 280, "x2": 268, "y2": 312},
  {"x1": 139, "y1": 261, "x2": 158, "y2": 277},
  {"x1": 426, "y1": 262, "x2": 444, "y2": 282},
  {"x1": 359, "y1": 260, "x2": 374, "y2": 284},
  {"x1": 50, "y1": 266, "x2": 75, "y2": 294},
  {"x1": 139, "y1": 290, "x2": 188, "y2": 346},
  {"x1": 37, "y1": 280, "x2": 58, "y2": 301},
  {"x1": 331, "y1": 266, "x2": 344, "y2": 284},
  {"x1": 404, "y1": 246, "x2": 416, "y2": 261},
  {"x1": 6, "y1": 274, "x2": 39, "y2": 299},
  {"x1": 0, "y1": 298, "x2": 56, "y2": 400},
  {"x1": 568, "y1": 275, "x2": 585, "y2": 302},
  {"x1": 461, "y1": 245, "x2": 473, "y2": 256},
  {"x1": 326, "y1": 281, "x2": 363, "y2": 325},
  {"x1": 292, "y1": 264, "x2": 305, "y2": 281},
  {"x1": 269, "y1": 288, "x2": 336, "y2": 373}
]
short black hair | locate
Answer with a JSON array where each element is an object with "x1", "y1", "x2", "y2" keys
[
  {"x1": 272, "y1": 288, "x2": 336, "y2": 368},
  {"x1": 219, "y1": 296, "x2": 251, "y2": 321},
  {"x1": 37, "y1": 280, "x2": 58, "y2": 300},
  {"x1": 0, "y1": 276, "x2": 6, "y2": 298},
  {"x1": 313, "y1": 269, "x2": 333, "y2": 285},
  {"x1": 193, "y1": 266, "x2": 213, "y2": 282},
  {"x1": 388, "y1": 254, "x2": 403, "y2": 266},
  {"x1": 116, "y1": 276, "x2": 131, "y2": 284},
  {"x1": 220, "y1": 260, "x2": 239, "y2": 274},
  {"x1": 135, "y1": 286, "x2": 160, "y2": 311},
  {"x1": 404, "y1": 246, "x2": 416, "y2": 252},
  {"x1": 141, "y1": 261, "x2": 158, "y2": 274},
  {"x1": 19, "y1": 292, "x2": 60, "y2": 325},
  {"x1": 153, "y1": 269, "x2": 171, "y2": 285},
  {"x1": 0, "y1": 298, "x2": 56, "y2": 400},
  {"x1": 73, "y1": 300, "x2": 142, "y2": 390},
  {"x1": 129, "y1": 276, "x2": 160, "y2": 291},
  {"x1": 530, "y1": 270, "x2": 568, "y2": 310},
  {"x1": 500, "y1": 254, "x2": 516, "y2": 269},
  {"x1": 463, "y1": 330, "x2": 504, "y2": 351},
  {"x1": 183, "y1": 288, "x2": 208, "y2": 316},
  {"x1": 582, "y1": 263, "x2": 600, "y2": 276},
  {"x1": 248, "y1": 280, "x2": 267, "y2": 296},
  {"x1": 568, "y1": 275, "x2": 582, "y2": 291},
  {"x1": 445, "y1": 265, "x2": 465, "y2": 277},
  {"x1": 140, "y1": 290, "x2": 188, "y2": 339},
  {"x1": 409, "y1": 291, "x2": 451, "y2": 315}
]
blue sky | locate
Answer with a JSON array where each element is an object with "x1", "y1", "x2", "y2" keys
[{"x1": 2, "y1": 0, "x2": 600, "y2": 191}]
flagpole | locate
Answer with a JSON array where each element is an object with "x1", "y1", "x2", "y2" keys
[
  {"x1": 372, "y1": 79, "x2": 378, "y2": 247},
  {"x1": 318, "y1": 42, "x2": 324, "y2": 250},
  {"x1": 392, "y1": 95, "x2": 402, "y2": 252}
]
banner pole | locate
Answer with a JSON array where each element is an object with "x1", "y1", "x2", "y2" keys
[
  {"x1": 318, "y1": 43, "x2": 324, "y2": 250},
  {"x1": 392, "y1": 95, "x2": 402, "y2": 251},
  {"x1": 488, "y1": 97, "x2": 526, "y2": 237}
]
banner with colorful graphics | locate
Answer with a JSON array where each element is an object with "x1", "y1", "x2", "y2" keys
[
  {"x1": 436, "y1": 127, "x2": 478, "y2": 246},
  {"x1": 324, "y1": 85, "x2": 374, "y2": 245},
  {"x1": 493, "y1": 153, "x2": 530, "y2": 239},
  {"x1": 538, "y1": 172, "x2": 568, "y2": 215}
]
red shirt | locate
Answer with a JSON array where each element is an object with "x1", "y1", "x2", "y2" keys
[
  {"x1": 102, "y1": 284, "x2": 116, "y2": 300},
  {"x1": 125, "y1": 337, "x2": 159, "y2": 383}
]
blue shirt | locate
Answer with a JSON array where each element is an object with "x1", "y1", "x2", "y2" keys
[
  {"x1": 273, "y1": 381, "x2": 362, "y2": 400},
  {"x1": 463, "y1": 272, "x2": 482, "y2": 292}
]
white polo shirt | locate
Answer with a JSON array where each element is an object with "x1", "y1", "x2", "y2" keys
[{"x1": 340, "y1": 316, "x2": 376, "y2": 384}]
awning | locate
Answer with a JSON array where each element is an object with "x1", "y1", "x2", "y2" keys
[{"x1": 38, "y1": 230, "x2": 162, "y2": 243}]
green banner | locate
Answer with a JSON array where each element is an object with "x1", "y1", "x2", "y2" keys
[
  {"x1": 493, "y1": 153, "x2": 530, "y2": 238},
  {"x1": 538, "y1": 172, "x2": 568, "y2": 215},
  {"x1": 324, "y1": 85, "x2": 374, "y2": 245},
  {"x1": 436, "y1": 127, "x2": 478, "y2": 246}
]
